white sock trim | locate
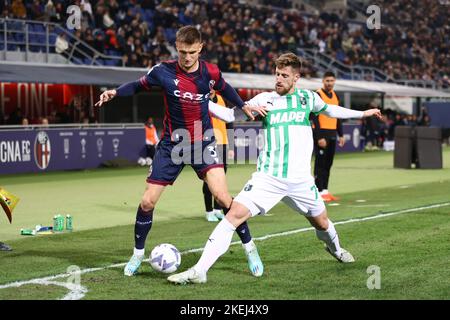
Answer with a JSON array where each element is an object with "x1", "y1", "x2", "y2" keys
[
  {"x1": 134, "y1": 248, "x2": 145, "y2": 256},
  {"x1": 222, "y1": 217, "x2": 237, "y2": 231},
  {"x1": 242, "y1": 240, "x2": 255, "y2": 252},
  {"x1": 316, "y1": 219, "x2": 341, "y2": 254}
]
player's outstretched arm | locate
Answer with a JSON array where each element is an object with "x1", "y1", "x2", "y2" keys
[
  {"x1": 95, "y1": 80, "x2": 144, "y2": 107},
  {"x1": 362, "y1": 108, "x2": 382, "y2": 119},
  {"x1": 216, "y1": 81, "x2": 267, "y2": 120},
  {"x1": 322, "y1": 105, "x2": 382, "y2": 120},
  {"x1": 208, "y1": 100, "x2": 235, "y2": 123},
  {"x1": 95, "y1": 89, "x2": 117, "y2": 107},
  {"x1": 312, "y1": 91, "x2": 381, "y2": 120}
]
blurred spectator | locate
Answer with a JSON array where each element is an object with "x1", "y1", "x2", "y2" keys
[
  {"x1": 6, "y1": 109, "x2": 23, "y2": 125},
  {"x1": 68, "y1": 95, "x2": 88, "y2": 123},
  {"x1": 362, "y1": 108, "x2": 385, "y2": 150},
  {"x1": 418, "y1": 114, "x2": 431, "y2": 127},
  {"x1": 11, "y1": 0, "x2": 26, "y2": 19},
  {"x1": 81, "y1": 0, "x2": 93, "y2": 17},
  {"x1": 30, "y1": 0, "x2": 44, "y2": 21},
  {"x1": 3, "y1": 0, "x2": 447, "y2": 86},
  {"x1": 417, "y1": 107, "x2": 431, "y2": 126},
  {"x1": 44, "y1": 0, "x2": 57, "y2": 22},
  {"x1": 55, "y1": 33, "x2": 69, "y2": 58},
  {"x1": 41, "y1": 117, "x2": 49, "y2": 127},
  {"x1": 57, "y1": 106, "x2": 74, "y2": 124},
  {"x1": 81, "y1": 116, "x2": 90, "y2": 124}
]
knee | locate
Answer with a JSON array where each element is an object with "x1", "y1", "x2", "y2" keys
[
  {"x1": 212, "y1": 191, "x2": 230, "y2": 206},
  {"x1": 226, "y1": 209, "x2": 248, "y2": 227},
  {"x1": 315, "y1": 217, "x2": 329, "y2": 231},
  {"x1": 140, "y1": 198, "x2": 156, "y2": 212}
]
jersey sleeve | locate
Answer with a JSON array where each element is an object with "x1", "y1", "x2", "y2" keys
[
  {"x1": 139, "y1": 63, "x2": 162, "y2": 90},
  {"x1": 205, "y1": 62, "x2": 226, "y2": 91},
  {"x1": 214, "y1": 70, "x2": 227, "y2": 91},
  {"x1": 245, "y1": 93, "x2": 265, "y2": 107},
  {"x1": 311, "y1": 91, "x2": 329, "y2": 115}
]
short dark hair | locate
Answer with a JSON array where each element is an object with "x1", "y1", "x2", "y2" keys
[
  {"x1": 275, "y1": 52, "x2": 302, "y2": 73},
  {"x1": 323, "y1": 71, "x2": 336, "y2": 79},
  {"x1": 176, "y1": 25, "x2": 202, "y2": 44}
]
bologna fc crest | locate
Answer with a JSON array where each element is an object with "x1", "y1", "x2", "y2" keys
[{"x1": 34, "y1": 131, "x2": 51, "y2": 170}]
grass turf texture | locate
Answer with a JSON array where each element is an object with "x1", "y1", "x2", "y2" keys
[{"x1": 0, "y1": 148, "x2": 449, "y2": 299}]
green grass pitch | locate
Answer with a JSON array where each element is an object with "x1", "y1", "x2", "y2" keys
[{"x1": 0, "y1": 149, "x2": 449, "y2": 300}]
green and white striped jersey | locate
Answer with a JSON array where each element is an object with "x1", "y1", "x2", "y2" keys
[{"x1": 247, "y1": 89, "x2": 328, "y2": 179}]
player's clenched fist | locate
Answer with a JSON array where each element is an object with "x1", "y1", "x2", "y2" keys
[
  {"x1": 95, "y1": 89, "x2": 117, "y2": 107},
  {"x1": 363, "y1": 108, "x2": 382, "y2": 120}
]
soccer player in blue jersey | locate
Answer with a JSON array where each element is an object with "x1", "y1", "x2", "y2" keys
[{"x1": 96, "y1": 26, "x2": 267, "y2": 277}]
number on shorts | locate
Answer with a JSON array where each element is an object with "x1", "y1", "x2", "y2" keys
[
  {"x1": 207, "y1": 146, "x2": 218, "y2": 158},
  {"x1": 244, "y1": 184, "x2": 253, "y2": 192}
]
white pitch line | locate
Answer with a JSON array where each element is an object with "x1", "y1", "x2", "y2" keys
[{"x1": 1, "y1": 201, "x2": 449, "y2": 299}]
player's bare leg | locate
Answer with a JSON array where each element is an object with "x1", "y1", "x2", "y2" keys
[
  {"x1": 204, "y1": 168, "x2": 264, "y2": 276},
  {"x1": 168, "y1": 201, "x2": 252, "y2": 284},
  {"x1": 306, "y1": 210, "x2": 355, "y2": 263},
  {"x1": 124, "y1": 183, "x2": 166, "y2": 276},
  {"x1": 203, "y1": 167, "x2": 232, "y2": 207}
]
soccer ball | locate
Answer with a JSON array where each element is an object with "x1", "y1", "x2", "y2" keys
[{"x1": 149, "y1": 243, "x2": 181, "y2": 273}]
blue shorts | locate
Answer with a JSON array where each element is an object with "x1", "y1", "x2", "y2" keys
[{"x1": 147, "y1": 140, "x2": 224, "y2": 186}]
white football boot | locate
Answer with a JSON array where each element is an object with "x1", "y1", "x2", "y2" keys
[
  {"x1": 325, "y1": 246, "x2": 355, "y2": 263},
  {"x1": 167, "y1": 267, "x2": 207, "y2": 284}
]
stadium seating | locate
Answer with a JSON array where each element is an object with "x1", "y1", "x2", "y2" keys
[{"x1": 0, "y1": 0, "x2": 448, "y2": 88}]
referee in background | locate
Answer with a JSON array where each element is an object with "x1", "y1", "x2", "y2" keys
[{"x1": 311, "y1": 71, "x2": 345, "y2": 202}]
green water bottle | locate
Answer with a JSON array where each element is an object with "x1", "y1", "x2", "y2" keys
[
  {"x1": 53, "y1": 215, "x2": 64, "y2": 232},
  {"x1": 66, "y1": 215, "x2": 73, "y2": 231},
  {"x1": 21, "y1": 229, "x2": 36, "y2": 236}
]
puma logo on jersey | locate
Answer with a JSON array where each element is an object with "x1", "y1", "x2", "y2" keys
[{"x1": 270, "y1": 111, "x2": 306, "y2": 125}]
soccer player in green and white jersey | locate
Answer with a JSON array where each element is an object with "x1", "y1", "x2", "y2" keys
[{"x1": 168, "y1": 52, "x2": 382, "y2": 284}]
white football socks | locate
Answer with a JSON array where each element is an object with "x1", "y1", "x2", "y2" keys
[
  {"x1": 315, "y1": 219, "x2": 342, "y2": 255},
  {"x1": 194, "y1": 218, "x2": 236, "y2": 274},
  {"x1": 134, "y1": 248, "x2": 145, "y2": 256},
  {"x1": 242, "y1": 239, "x2": 256, "y2": 252}
]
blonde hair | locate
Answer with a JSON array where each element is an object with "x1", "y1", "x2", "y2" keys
[{"x1": 275, "y1": 52, "x2": 302, "y2": 73}]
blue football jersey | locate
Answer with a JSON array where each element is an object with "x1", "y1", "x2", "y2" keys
[{"x1": 139, "y1": 60, "x2": 229, "y2": 142}]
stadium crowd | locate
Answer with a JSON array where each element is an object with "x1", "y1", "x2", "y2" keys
[
  {"x1": 0, "y1": 0, "x2": 448, "y2": 87},
  {"x1": 0, "y1": 94, "x2": 95, "y2": 125},
  {"x1": 361, "y1": 107, "x2": 431, "y2": 150}
]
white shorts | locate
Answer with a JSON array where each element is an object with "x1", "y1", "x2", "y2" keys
[{"x1": 234, "y1": 172, "x2": 325, "y2": 218}]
